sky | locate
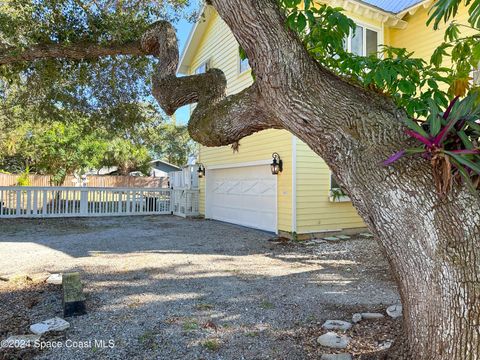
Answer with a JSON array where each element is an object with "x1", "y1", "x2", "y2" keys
[{"x1": 172, "y1": 10, "x2": 196, "y2": 125}]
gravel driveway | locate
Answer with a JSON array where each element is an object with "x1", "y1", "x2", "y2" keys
[{"x1": 0, "y1": 216, "x2": 400, "y2": 359}]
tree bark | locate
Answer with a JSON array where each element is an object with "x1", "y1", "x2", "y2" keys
[
  {"x1": 2, "y1": 1, "x2": 479, "y2": 358},
  {"x1": 188, "y1": 1, "x2": 480, "y2": 358},
  {"x1": 0, "y1": 41, "x2": 149, "y2": 65}
]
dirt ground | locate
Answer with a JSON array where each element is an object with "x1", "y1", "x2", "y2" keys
[{"x1": 0, "y1": 216, "x2": 401, "y2": 359}]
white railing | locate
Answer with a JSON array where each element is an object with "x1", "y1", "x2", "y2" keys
[{"x1": 0, "y1": 187, "x2": 180, "y2": 218}]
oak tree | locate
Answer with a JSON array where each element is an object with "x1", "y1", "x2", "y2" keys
[{"x1": 2, "y1": 0, "x2": 480, "y2": 358}]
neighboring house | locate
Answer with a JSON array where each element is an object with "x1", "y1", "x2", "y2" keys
[
  {"x1": 87, "y1": 160, "x2": 180, "y2": 178},
  {"x1": 150, "y1": 160, "x2": 181, "y2": 178},
  {"x1": 178, "y1": 0, "x2": 466, "y2": 237}
]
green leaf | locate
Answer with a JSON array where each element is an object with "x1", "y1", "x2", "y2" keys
[
  {"x1": 398, "y1": 80, "x2": 416, "y2": 94},
  {"x1": 445, "y1": 151, "x2": 480, "y2": 175},
  {"x1": 404, "y1": 117, "x2": 430, "y2": 139},
  {"x1": 428, "y1": 98, "x2": 441, "y2": 136},
  {"x1": 448, "y1": 155, "x2": 478, "y2": 193}
]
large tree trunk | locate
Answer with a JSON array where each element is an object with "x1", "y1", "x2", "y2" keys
[
  {"x1": 194, "y1": 2, "x2": 480, "y2": 358},
  {"x1": 346, "y1": 162, "x2": 480, "y2": 359},
  {"x1": 3, "y1": 0, "x2": 479, "y2": 357}
]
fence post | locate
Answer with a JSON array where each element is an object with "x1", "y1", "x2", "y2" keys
[
  {"x1": 80, "y1": 189, "x2": 88, "y2": 215},
  {"x1": 16, "y1": 189, "x2": 21, "y2": 216}
]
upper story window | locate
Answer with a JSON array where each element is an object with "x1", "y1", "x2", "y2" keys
[
  {"x1": 239, "y1": 57, "x2": 250, "y2": 73},
  {"x1": 346, "y1": 24, "x2": 379, "y2": 57},
  {"x1": 195, "y1": 61, "x2": 210, "y2": 74}
]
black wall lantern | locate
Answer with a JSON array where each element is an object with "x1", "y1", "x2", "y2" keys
[
  {"x1": 270, "y1": 153, "x2": 283, "y2": 175},
  {"x1": 197, "y1": 163, "x2": 206, "y2": 178}
]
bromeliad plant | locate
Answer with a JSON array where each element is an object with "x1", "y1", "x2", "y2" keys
[
  {"x1": 276, "y1": 0, "x2": 480, "y2": 195},
  {"x1": 384, "y1": 93, "x2": 480, "y2": 194}
]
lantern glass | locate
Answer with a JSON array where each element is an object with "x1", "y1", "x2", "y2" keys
[
  {"x1": 197, "y1": 164, "x2": 205, "y2": 178},
  {"x1": 270, "y1": 153, "x2": 282, "y2": 175}
]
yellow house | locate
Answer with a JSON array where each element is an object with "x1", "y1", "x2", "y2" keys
[{"x1": 177, "y1": 0, "x2": 463, "y2": 238}]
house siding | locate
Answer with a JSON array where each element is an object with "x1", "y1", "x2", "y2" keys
[
  {"x1": 389, "y1": 5, "x2": 473, "y2": 65},
  {"x1": 191, "y1": 9, "x2": 293, "y2": 233},
  {"x1": 187, "y1": 2, "x2": 468, "y2": 236},
  {"x1": 295, "y1": 140, "x2": 365, "y2": 234}
]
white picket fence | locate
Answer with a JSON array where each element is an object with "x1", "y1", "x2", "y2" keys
[{"x1": 0, "y1": 187, "x2": 199, "y2": 219}]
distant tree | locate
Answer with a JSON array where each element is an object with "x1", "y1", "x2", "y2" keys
[
  {"x1": 140, "y1": 123, "x2": 196, "y2": 166},
  {"x1": 4, "y1": 0, "x2": 480, "y2": 357},
  {"x1": 102, "y1": 138, "x2": 152, "y2": 175},
  {"x1": 32, "y1": 122, "x2": 108, "y2": 185}
]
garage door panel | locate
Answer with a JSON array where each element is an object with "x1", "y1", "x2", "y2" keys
[{"x1": 206, "y1": 165, "x2": 277, "y2": 232}]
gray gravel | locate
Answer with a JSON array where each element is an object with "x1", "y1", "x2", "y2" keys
[{"x1": 0, "y1": 216, "x2": 400, "y2": 359}]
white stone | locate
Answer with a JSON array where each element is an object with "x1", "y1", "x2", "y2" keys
[
  {"x1": 378, "y1": 340, "x2": 394, "y2": 350},
  {"x1": 361, "y1": 312, "x2": 384, "y2": 320},
  {"x1": 46, "y1": 273, "x2": 62, "y2": 285},
  {"x1": 352, "y1": 313, "x2": 362, "y2": 323},
  {"x1": 386, "y1": 304, "x2": 402, "y2": 319},
  {"x1": 4, "y1": 335, "x2": 41, "y2": 348},
  {"x1": 360, "y1": 233, "x2": 374, "y2": 238},
  {"x1": 322, "y1": 320, "x2": 352, "y2": 331},
  {"x1": 321, "y1": 354, "x2": 352, "y2": 360},
  {"x1": 317, "y1": 332, "x2": 350, "y2": 349},
  {"x1": 337, "y1": 235, "x2": 351, "y2": 240},
  {"x1": 30, "y1": 317, "x2": 70, "y2": 335},
  {"x1": 323, "y1": 237, "x2": 339, "y2": 241}
]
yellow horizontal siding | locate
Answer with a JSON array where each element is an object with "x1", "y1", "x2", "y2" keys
[
  {"x1": 389, "y1": 5, "x2": 474, "y2": 65},
  {"x1": 199, "y1": 129, "x2": 293, "y2": 233},
  {"x1": 192, "y1": 3, "x2": 474, "y2": 235},
  {"x1": 192, "y1": 10, "x2": 292, "y2": 232},
  {"x1": 295, "y1": 139, "x2": 364, "y2": 233}
]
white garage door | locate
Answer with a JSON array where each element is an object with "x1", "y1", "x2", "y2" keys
[{"x1": 206, "y1": 165, "x2": 277, "y2": 232}]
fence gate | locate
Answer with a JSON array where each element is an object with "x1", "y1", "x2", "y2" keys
[
  {"x1": 171, "y1": 189, "x2": 200, "y2": 218},
  {"x1": 0, "y1": 187, "x2": 178, "y2": 219}
]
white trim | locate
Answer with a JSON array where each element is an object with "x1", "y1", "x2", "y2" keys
[
  {"x1": 346, "y1": 18, "x2": 383, "y2": 56},
  {"x1": 177, "y1": 4, "x2": 209, "y2": 75},
  {"x1": 291, "y1": 136, "x2": 297, "y2": 233},
  {"x1": 322, "y1": 0, "x2": 408, "y2": 29},
  {"x1": 329, "y1": 172, "x2": 351, "y2": 202},
  {"x1": 238, "y1": 54, "x2": 251, "y2": 75},
  {"x1": 397, "y1": 0, "x2": 433, "y2": 18},
  {"x1": 177, "y1": 6, "x2": 202, "y2": 74},
  {"x1": 329, "y1": 194, "x2": 352, "y2": 202},
  {"x1": 206, "y1": 159, "x2": 271, "y2": 170}
]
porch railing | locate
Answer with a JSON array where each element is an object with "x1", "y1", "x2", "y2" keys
[{"x1": 0, "y1": 187, "x2": 199, "y2": 219}]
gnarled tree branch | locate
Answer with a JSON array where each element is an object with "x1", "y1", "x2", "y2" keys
[
  {"x1": 142, "y1": 20, "x2": 281, "y2": 146},
  {"x1": 0, "y1": 41, "x2": 149, "y2": 65}
]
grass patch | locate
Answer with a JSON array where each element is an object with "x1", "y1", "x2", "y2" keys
[
  {"x1": 202, "y1": 339, "x2": 221, "y2": 351},
  {"x1": 245, "y1": 331, "x2": 259, "y2": 337},
  {"x1": 182, "y1": 319, "x2": 199, "y2": 331},
  {"x1": 259, "y1": 300, "x2": 275, "y2": 310},
  {"x1": 138, "y1": 330, "x2": 158, "y2": 350}
]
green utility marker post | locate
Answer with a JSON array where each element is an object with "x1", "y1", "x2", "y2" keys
[{"x1": 62, "y1": 272, "x2": 86, "y2": 317}]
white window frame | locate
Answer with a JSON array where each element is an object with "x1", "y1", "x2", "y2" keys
[
  {"x1": 329, "y1": 172, "x2": 351, "y2": 202},
  {"x1": 345, "y1": 20, "x2": 382, "y2": 57},
  {"x1": 195, "y1": 60, "x2": 210, "y2": 74},
  {"x1": 239, "y1": 55, "x2": 251, "y2": 74}
]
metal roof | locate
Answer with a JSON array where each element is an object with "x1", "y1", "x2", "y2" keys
[{"x1": 358, "y1": 0, "x2": 424, "y2": 14}]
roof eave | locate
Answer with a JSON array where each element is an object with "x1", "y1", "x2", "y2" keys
[
  {"x1": 177, "y1": 4, "x2": 212, "y2": 75},
  {"x1": 322, "y1": 0, "x2": 408, "y2": 29},
  {"x1": 396, "y1": 0, "x2": 433, "y2": 19}
]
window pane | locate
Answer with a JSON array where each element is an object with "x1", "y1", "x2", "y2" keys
[
  {"x1": 366, "y1": 29, "x2": 378, "y2": 57},
  {"x1": 240, "y1": 58, "x2": 250, "y2": 73},
  {"x1": 195, "y1": 63, "x2": 207, "y2": 74},
  {"x1": 331, "y1": 174, "x2": 340, "y2": 189},
  {"x1": 351, "y1": 25, "x2": 363, "y2": 55}
]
